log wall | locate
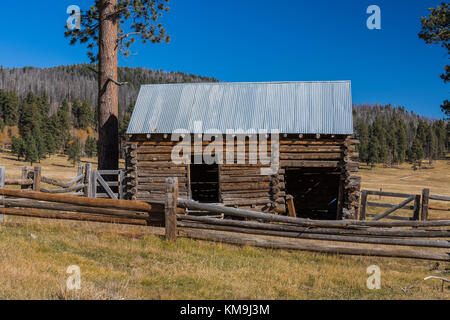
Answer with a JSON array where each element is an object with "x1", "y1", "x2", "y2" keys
[{"x1": 126, "y1": 134, "x2": 360, "y2": 219}]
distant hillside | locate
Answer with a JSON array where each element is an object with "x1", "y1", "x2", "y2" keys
[
  {"x1": 0, "y1": 64, "x2": 218, "y2": 115},
  {"x1": 353, "y1": 103, "x2": 448, "y2": 165}
]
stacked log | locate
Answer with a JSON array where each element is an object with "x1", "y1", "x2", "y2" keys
[
  {"x1": 341, "y1": 137, "x2": 361, "y2": 219},
  {"x1": 126, "y1": 139, "x2": 189, "y2": 203}
]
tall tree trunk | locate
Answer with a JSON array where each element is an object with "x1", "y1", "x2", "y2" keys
[{"x1": 97, "y1": 0, "x2": 119, "y2": 170}]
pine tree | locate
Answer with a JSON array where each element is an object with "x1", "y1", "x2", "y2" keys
[
  {"x1": 45, "y1": 133, "x2": 57, "y2": 156},
  {"x1": 355, "y1": 120, "x2": 369, "y2": 163},
  {"x1": 71, "y1": 99, "x2": 82, "y2": 128},
  {"x1": 24, "y1": 134, "x2": 39, "y2": 166},
  {"x1": 57, "y1": 100, "x2": 72, "y2": 149},
  {"x1": 367, "y1": 134, "x2": 380, "y2": 166},
  {"x1": 85, "y1": 136, "x2": 98, "y2": 158},
  {"x1": 396, "y1": 122, "x2": 407, "y2": 163},
  {"x1": 68, "y1": 139, "x2": 81, "y2": 167},
  {"x1": 419, "y1": 2, "x2": 450, "y2": 117},
  {"x1": 78, "y1": 100, "x2": 94, "y2": 129},
  {"x1": 18, "y1": 92, "x2": 40, "y2": 136},
  {"x1": 409, "y1": 137, "x2": 425, "y2": 166},
  {"x1": 65, "y1": 0, "x2": 171, "y2": 170},
  {"x1": 433, "y1": 120, "x2": 447, "y2": 158},
  {"x1": 11, "y1": 136, "x2": 25, "y2": 160},
  {"x1": 426, "y1": 127, "x2": 438, "y2": 164},
  {"x1": 0, "y1": 90, "x2": 19, "y2": 126}
]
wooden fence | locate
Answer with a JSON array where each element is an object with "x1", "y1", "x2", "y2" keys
[
  {"x1": 1, "y1": 168, "x2": 449, "y2": 262},
  {"x1": 163, "y1": 179, "x2": 450, "y2": 262},
  {"x1": 0, "y1": 164, "x2": 127, "y2": 199},
  {"x1": 0, "y1": 187, "x2": 154, "y2": 226}
]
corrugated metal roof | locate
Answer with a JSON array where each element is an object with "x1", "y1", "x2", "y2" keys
[{"x1": 127, "y1": 81, "x2": 353, "y2": 134}]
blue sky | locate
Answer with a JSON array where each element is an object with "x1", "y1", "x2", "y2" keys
[{"x1": 0, "y1": 0, "x2": 448, "y2": 118}]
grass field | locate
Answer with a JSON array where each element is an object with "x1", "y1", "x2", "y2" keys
[{"x1": 0, "y1": 152, "x2": 449, "y2": 299}]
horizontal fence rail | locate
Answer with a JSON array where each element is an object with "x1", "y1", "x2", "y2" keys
[{"x1": 0, "y1": 187, "x2": 153, "y2": 227}]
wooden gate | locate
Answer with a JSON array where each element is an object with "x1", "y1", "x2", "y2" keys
[
  {"x1": 90, "y1": 170, "x2": 126, "y2": 200},
  {"x1": 359, "y1": 190, "x2": 421, "y2": 221}
]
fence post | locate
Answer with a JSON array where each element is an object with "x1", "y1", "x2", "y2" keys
[
  {"x1": 84, "y1": 163, "x2": 92, "y2": 197},
  {"x1": 21, "y1": 166, "x2": 30, "y2": 190},
  {"x1": 413, "y1": 194, "x2": 421, "y2": 221},
  {"x1": 359, "y1": 190, "x2": 368, "y2": 220},
  {"x1": 119, "y1": 170, "x2": 125, "y2": 200},
  {"x1": 77, "y1": 163, "x2": 83, "y2": 177},
  {"x1": 0, "y1": 166, "x2": 5, "y2": 223},
  {"x1": 165, "y1": 177, "x2": 178, "y2": 242},
  {"x1": 90, "y1": 170, "x2": 97, "y2": 198},
  {"x1": 421, "y1": 188, "x2": 430, "y2": 221},
  {"x1": 33, "y1": 166, "x2": 41, "y2": 192}
]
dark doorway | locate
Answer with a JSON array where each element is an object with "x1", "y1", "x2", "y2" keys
[
  {"x1": 190, "y1": 162, "x2": 220, "y2": 203},
  {"x1": 284, "y1": 167, "x2": 340, "y2": 220}
]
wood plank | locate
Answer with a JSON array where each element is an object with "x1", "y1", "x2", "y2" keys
[
  {"x1": 286, "y1": 195, "x2": 296, "y2": 218},
  {"x1": 178, "y1": 229, "x2": 450, "y2": 262},
  {"x1": 178, "y1": 220, "x2": 450, "y2": 249},
  {"x1": 372, "y1": 196, "x2": 415, "y2": 221},
  {"x1": 177, "y1": 215, "x2": 450, "y2": 238},
  {"x1": 429, "y1": 194, "x2": 450, "y2": 201},
  {"x1": 96, "y1": 172, "x2": 118, "y2": 200}
]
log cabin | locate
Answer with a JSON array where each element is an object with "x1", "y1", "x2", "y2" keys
[{"x1": 126, "y1": 81, "x2": 360, "y2": 220}]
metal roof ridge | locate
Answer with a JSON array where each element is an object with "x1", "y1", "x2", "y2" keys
[{"x1": 140, "y1": 80, "x2": 352, "y2": 87}]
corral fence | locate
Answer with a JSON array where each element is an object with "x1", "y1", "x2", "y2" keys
[
  {"x1": 163, "y1": 178, "x2": 450, "y2": 262},
  {"x1": 1, "y1": 168, "x2": 450, "y2": 262}
]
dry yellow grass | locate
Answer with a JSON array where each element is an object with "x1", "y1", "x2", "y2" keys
[{"x1": 0, "y1": 153, "x2": 449, "y2": 299}]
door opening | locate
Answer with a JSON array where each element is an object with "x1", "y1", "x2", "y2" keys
[
  {"x1": 190, "y1": 161, "x2": 220, "y2": 203},
  {"x1": 284, "y1": 167, "x2": 340, "y2": 220}
]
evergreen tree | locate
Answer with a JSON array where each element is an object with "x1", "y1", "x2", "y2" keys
[
  {"x1": 45, "y1": 133, "x2": 57, "y2": 156},
  {"x1": 396, "y1": 122, "x2": 407, "y2": 163},
  {"x1": 57, "y1": 100, "x2": 72, "y2": 149},
  {"x1": 65, "y1": 0, "x2": 171, "y2": 170},
  {"x1": 426, "y1": 126, "x2": 438, "y2": 164},
  {"x1": 18, "y1": 92, "x2": 40, "y2": 135},
  {"x1": 367, "y1": 134, "x2": 380, "y2": 166},
  {"x1": 78, "y1": 100, "x2": 94, "y2": 129},
  {"x1": 71, "y1": 99, "x2": 83, "y2": 128},
  {"x1": 85, "y1": 136, "x2": 98, "y2": 158},
  {"x1": 68, "y1": 139, "x2": 81, "y2": 167},
  {"x1": 409, "y1": 137, "x2": 425, "y2": 166},
  {"x1": 23, "y1": 134, "x2": 39, "y2": 166},
  {"x1": 0, "y1": 90, "x2": 19, "y2": 126},
  {"x1": 356, "y1": 120, "x2": 369, "y2": 163},
  {"x1": 11, "y1": 136, "x2": 25, "y2": 160},
  {"x1": 419, "y1": 2, "x2": 450, "y2": 117},
  {"x1": 433, "y1": 120, "x2": 447, "y2": 158}
]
